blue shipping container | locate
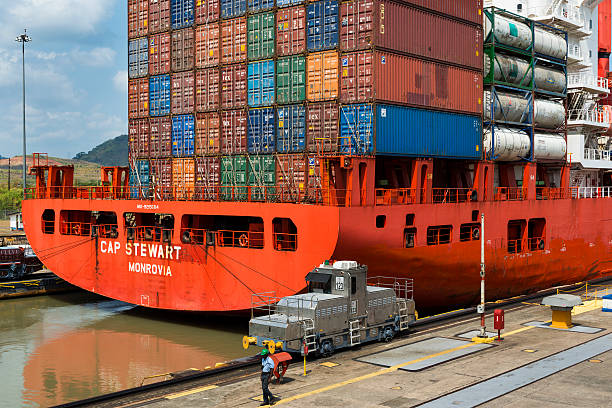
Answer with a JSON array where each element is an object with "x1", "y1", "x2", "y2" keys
[
  {"x1": 248, "y1": 61, "x2": 275, "y2": 107},
  {"x1": 277, "y1": 105, "x2": 306, "y2": 153},
  {"x1": 307, "y1": 0, "x2": 339, "y2": 52},
  {"x1": 277, "y1": 0, "x2": 303, "y2": 7},
  {"x1": 130, "y1": 160, "x2": 150, "y2": 199},
  {"x1": 149, "y1": 75, "x2": 171, "y2": 116},
  {"x1": 128, "y1": 38, "x2": 148, "y2": 79},
  {"x1": 340, "y1": 104, "x2": 374, "y2": 155},
  {"x1": 374, "y1": 105, "x2": 482, "y2": 159},
  {"x1": 221, "y1": 0, "x2": 247, "y2": 18},
  {"x1": 172, "y1": 115, "x2": 195, "y2": 156},
  {"x1": 171, "y1": 0, "x2": 194, "y2": 29},
  {"x1": 248, "y1": 0, "x2": 274, "y2": 12},
  {"x1": 248, "y1": 108, "x2": 276, "y2": 153}
]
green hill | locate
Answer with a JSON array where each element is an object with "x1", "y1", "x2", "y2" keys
[{"x1": 74, "y1": 135, "x2": 128, "y2": 166}]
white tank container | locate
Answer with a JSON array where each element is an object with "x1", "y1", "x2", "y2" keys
[
  {"x1": 484, "y1": 91, "x2": 565, "y2": 129},
  {"x1": 485, "y1": 14, "x2": 533, "y2": 50},
  {"x1": 534, "y1": 134, "x2": 567, "y2": 160},
  {"x1": 534, "y1": 28, "x2": 567, "y2": 60},
  {"x1": 485, "y1": 54, "x2": 533, "y2": 86},
  {"x1": 534, "y1": 99, "x2": 565, "y2": 129},
  {"x1": 534, "y1": 66, "x2": 566, "y2": 93},
  {"x1": 484, "y1": 127, "x2": 531, "y2": 161}
]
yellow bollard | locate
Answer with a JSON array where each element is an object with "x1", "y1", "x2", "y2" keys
[{"x1": 551, "y1": 309, "x2": 573, "y2": 329}]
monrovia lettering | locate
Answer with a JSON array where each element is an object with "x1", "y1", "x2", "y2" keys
[{"x1": 128, "y1": 262, "x2": 172, "y2": 277}]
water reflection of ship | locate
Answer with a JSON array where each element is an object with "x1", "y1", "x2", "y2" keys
[{"x1": 22, "y1": 306, "x2": 250, "y2": 407}]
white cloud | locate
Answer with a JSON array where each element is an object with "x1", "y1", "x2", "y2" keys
[
  {"x1": 113, "y1": 70, "x2": 127, "y2": 93},
  {"x1": 72, "y1": 47, "x2": 116, "y2": 67}
]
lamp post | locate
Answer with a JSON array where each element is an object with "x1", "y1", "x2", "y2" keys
[{"x1": 16, "y1": 29, "x2": 31, "y2": 199}]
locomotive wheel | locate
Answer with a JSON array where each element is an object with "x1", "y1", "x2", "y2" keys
[
  {"x1": 319, "y1": 340, "x2": 334, "y2": 357},
  {"x1": 383, "y1": 326, "x2": 395, "y2": 342}
]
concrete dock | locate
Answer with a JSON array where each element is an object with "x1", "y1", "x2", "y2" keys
[{"x1": 80, "y1": 292, "x2": 612, "y2": 408}]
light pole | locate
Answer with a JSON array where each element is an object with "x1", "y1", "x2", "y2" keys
[{"x1": 16, "y1": 29, "x2": 31, "y2": 199}]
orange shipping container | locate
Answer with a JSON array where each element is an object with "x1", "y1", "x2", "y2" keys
[
  {"x1": 307, "y1": 51, "x2": 339, "y2": 101},
  {"x1": 340, "y1": 51, "x2": 483, "y2": 115},
  {"x1": 276, "y1": 6, "x2": 306, "y2": 57},
  {"x1": 172, "y1": 28, "x2": 195, "y2": 72},
  {"x1": 172, "y1": 71, "x2": 195, "y2": 114},
  {"x1": 128, "y1": 78, "x2": 149, "y2": 118},
  {"x1": 149, "y1": 32, "x2": 171, "y2": 75},
  {"x1": 196, "y1": 112, "x2": 221, "y2": 155},
  {"x1": 196, "y1": 24, "x2": 220, "y2": 68},
  {"x1": 195, "y1": 0, "x2": 219, "y2": 24},
  {"x1": 221, "y1": 18, "x2": 247, "y2": 64},
  {"x1": 172, "y1": 157, "x2": 195, "y2": 199},
  {"x1": 196, "y1": 67, "x2": 220, "y2": 111}
]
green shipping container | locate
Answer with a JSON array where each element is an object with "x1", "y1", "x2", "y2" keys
[
  {"x1": 276, "y1": 55, "x2": 306, "y2": 104},
  {"x1": 247, "y1": 155, "x2": 276, "y2": 201},
  {"x1": 221, "y1": 156, "x2": 248, "y2": 201},
  {"x1": 247, "y1": 12, "x2": 275, "y2": 61}
]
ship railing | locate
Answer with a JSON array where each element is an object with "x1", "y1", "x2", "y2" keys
[
  {"x1": 273, "y1": 233, "x2": 298, "y2": 252},
  {"x1": 216, "y1": 230, "x2": 264, "y2": 249},
  {"x1": 251, "y1": 292, "x2": 319, "y2": 324},
  {"x1": 91, "y1": 224, "x2": 119, "y2": 239},
  {"x1": 527, "y1": 237, "x2": 546, "y2": 251},
  {"x1": 60, "y1": 221, "x2": 92, "y2": 237},
  {"x1": 506, "y1": 238, "x2": 525, "y2": 254},
  {"x1": 251, "y1": 292, "x2": 282, "y2": 320},
  {"x1": 536, "y1": 187, "x2": 573, "y2": 200},
  {"x1": 41, "y1": 219, "x2": 55, "y2": 234},
  {"x1": 125, "y1": 226, "x2": 174, "y2": 243},
  {"x1": 495, "y1": 187, "x2": 526, "y2": 201},
  {"x1": 375, "y1": 189, "x2": 416, "y2": 205},
  {"x1": 432, "y1": 188, "x2": 476, "y2": 204},
  {"x1": 584, "y1": 148, "x2": 612, "y2": 161},
  {"x1": 367, "y1": 276, "x2": 414, "y2": 300},
  {"x1": 572, "y1": 186, "x2": 612, "y2": 198}
]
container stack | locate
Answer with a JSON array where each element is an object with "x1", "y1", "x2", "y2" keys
[
  {"x1": 483, "y1": 7, "x2": 568, "y2": 162},
  {"x1": 127, "y1": 0, "x2": 485, "y2": 201}
]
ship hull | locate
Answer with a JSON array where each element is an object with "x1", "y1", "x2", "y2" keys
[{"x1": 22, "y1": 198, "x2": 612, "y2": 312}]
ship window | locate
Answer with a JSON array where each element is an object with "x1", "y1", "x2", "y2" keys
[
  {"x1": 427, "y1": 225, "x2": 452, "y2": 245},
  {"x1": 180, "y1": 215, "x2": 263, "y2": 249},
  {"x1": 406, "y1": 214, "x2": 415, "y2": 226},
  {"x1": 460, "y1": 223, "x2": 481, "y2": 242},
  {"x1": 351, "y1": 276, "x2": 357, "y2": 295},
  {"x1": 273, "y1": 218, "x2": 297, "y2": 252},
  {"x1": 42, "y1": 209, "x2": 55, "y2": 234},
  {"x1": 507, "y1": 219, "x2": 526, "y2": 253},
  {"x1": 472, "y1": 210, "x2": 479, "y2": 222},
  {"x1": 92, "y1": 211, "x2": 118, "y2": 239},
  {"x1": 124, "y1": 213, "x2": 174, "y2": 243},
  {"x1": 376, "y1": 215, "x2": 386, "y2": 228},
  {"x1": 59, "y1": 210, "x2": 92, "y2": 236},
  {"x1": 404, "y1": 228, "x2": 416, "y2": 248},
  {"x1": 528, "y1": 218, "x2": 546, "y2": 251}
]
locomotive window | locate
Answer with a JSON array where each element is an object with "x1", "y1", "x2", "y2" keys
[{"x1": 351, "y1": 276, "x2": 357, "y2": 294}]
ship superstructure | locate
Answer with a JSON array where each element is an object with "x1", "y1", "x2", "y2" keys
[{"x1": 21, "y1": 0, "x2": 612, "y2": 313}]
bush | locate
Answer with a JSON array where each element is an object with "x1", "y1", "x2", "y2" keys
[{"x1": 0, "y1": 189, "x2": 23, "y2": 212}]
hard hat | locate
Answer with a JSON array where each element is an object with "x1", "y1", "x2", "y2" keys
[{"x1": 260, "y1": 348, "x2": 269, "y2": 356}]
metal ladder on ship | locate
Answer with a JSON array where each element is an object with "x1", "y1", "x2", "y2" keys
[
  {"x1": 397, "y1": 299, "x2": 410, "y2": 331},
  {"x1": 349, "y1": 320, "x2": 361, "y2": 346},
  {"x1": 302, "y1": 318, "x2": 317, "y2": 353}
]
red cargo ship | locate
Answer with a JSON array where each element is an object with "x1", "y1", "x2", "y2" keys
[{"x1": 20, "y1": 1, "x2": 612, "y2": 313}]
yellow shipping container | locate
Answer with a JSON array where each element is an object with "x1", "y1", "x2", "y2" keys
[{"x1": 307, "y1": 50, "x2": 339, "y2": 101}]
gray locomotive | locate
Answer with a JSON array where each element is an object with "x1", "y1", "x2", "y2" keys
[{"x1": 243, "y1": 261, "x2": 416, "y2": 356}]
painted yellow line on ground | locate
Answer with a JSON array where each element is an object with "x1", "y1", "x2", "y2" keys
[
  {"x1": 271, "y1": 302, "x2": 604, "y2": 406},
  {"x1": 165, "y1": 384, "x2": 218, "y2": 400}
]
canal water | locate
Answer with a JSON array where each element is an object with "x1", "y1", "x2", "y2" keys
[{"x1": 0, "y1": 291, "x2": 252, "y2": 407}]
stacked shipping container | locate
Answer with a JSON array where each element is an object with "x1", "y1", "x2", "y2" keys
[{"x1": 127, "y1": 0, "x2": 483, "y2": 200}]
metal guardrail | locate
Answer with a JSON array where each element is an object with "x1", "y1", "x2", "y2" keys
[
  {"x1": 584, "y1": 148, "x2": 612, "y2": 161},
  {"x1": 567, "y1": 73, "x2": 609, "y2": 90},
  {"x1": 567, "y1": 108, "x2": 610, "y2": 126}
]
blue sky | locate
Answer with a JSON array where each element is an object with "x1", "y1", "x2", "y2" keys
[{"x1": 0, "y1": 0, "x2": 127, "y2": 158}]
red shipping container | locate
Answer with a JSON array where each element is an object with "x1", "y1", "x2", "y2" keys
[
  {"x1": 307, "y1": 102, "x2": 338, "y2": 153},
  {"x1": 196, "y1": 24, "x2": 220, "y2": 68},
  {"x1": 128, "y1": 119, "x2": 150, "y2": 158},
  {"x1": 306, "y1": 155, "x2": 323, "y2": 202},
  {"x1": 195, "y1": 157, "x2": 220, "y2": 200},
  {"x1": 196, "y1": 112, "x2": 221, "y2": 155},
  {"x1": 340, "y1": 51, "x2": 482, "y2": 115},
  {"x1": 149, "y1": 0, "x2": 170, "y2": 33},
  {"x1": 196, "y1": 0, "x2": 219, "y2": 24},
  {"x1": 340, "y1": 0, "x2": 482, "y2": 71},
  {"x1": 221, "y1": 64, "x2": 247, "y2": 109},
  {"x1": 277, "y1": 6, "x2": 306, "y2": 57},
  {"x1": 150, "y1": 158, "x2": 173, "y2": 199},
  {"x1": 276, "y1": 154, "x2": 306, "y2": 202},
  {"x1": 150, "y1": 116, "x2": 172, "y2": 158},
  {"x1": 220, "y1": 110, "x2": 247, "y2": 154},
  {"x1": 128, "y1": 0, "x2": 149, "y2": 39},
  {"x1": 172, "y1": 71, "x2": 195, "y2": 114},
  {"x1": 172, "y1": 28, "x2": 195, "y2": 72},
  {"x1": 402, "y1": 0, "x2": 482, "y2": 26},
  {"x1": 149, "y1": 32, "x2": 171, "y2": 75},
  {"x1": 221, "y1": 17, "x2": 247, "y2": 64},
  {"x1": 196, "y1": 68, "x2": 220, "y2": 111},
  {"x1": 128, "y1": 78, "x2": 150, "y2": 118}
]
